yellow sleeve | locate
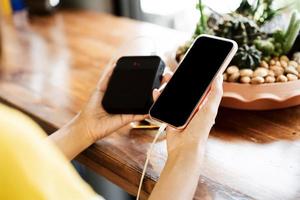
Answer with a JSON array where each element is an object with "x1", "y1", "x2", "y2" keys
[{"x1": 0, "y1": 104, "x2": 104, "y2": 200}]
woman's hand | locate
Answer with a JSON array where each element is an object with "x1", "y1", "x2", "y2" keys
[
  {"x1": 77, "y1": 67, "x2": 146, "y2": 143},
  {"x1": 149, "y1": 74, "x2": 223, "y2": 200},
  {"x1": 166, "y1": 74, "x2": 223, "y2": 156},
  {"x1": 78, "y1": 66, "x2": 172, "y2": 142},
  {"x1": 153, "y1": 74, "x2": 223, "y2": 156},
  {"x1": 50, "y1": 64, "x2": 171, "y2": 159}
]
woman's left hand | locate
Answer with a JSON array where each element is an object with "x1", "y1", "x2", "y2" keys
[
  {"x1": 50, "y1": 64, "x2": 172, "y2": 160},
  {"x1": 77, "y1": 65, "x2": 172, "y2": 143}
]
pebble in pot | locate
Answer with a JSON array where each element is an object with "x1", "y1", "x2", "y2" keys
[
  {"x1": 270, "y1": 65, "x2": 284, "y2": 77},
  {"x1": 240, "y1": 69, "x2": 253, "y2": 77},
  {"x1": 275, "y1": 61, "x2": 281, "y2": 67},
  {"x1": 251, "y1": 76, "x2": 264, "y2": 84},
  {"x1": 268, "y1": 70, "x2": 275, "y2": 77},
  {"x1": 228, "y1": 72, "x2": 240, "y2": 82},
  {"x1": 270, "y1": 59, "x2": 276, "y2": 66},
  {"x1": 285, "y1": 66, "x2": 299, "y2": 76},
  {"x1": 297, "y1": 65, "x2": 300, "y2": 73},
  {"x1": 226, "y1": 66, "x2": 239, "y2": 75},
  {"x1": 265, "y1": 76, "x2": 275, "y2": 83},
  {"x1": 280, "y1": 55, "x2": 289, "y2": 63},
  {"x1": 293, "y1": 52, "x2": 300, "y2": 64},
  {"x1": 260, "y1": 60, "x2": 269, "y2": 68},
  {"x1": 240, "y1": 76, "x2": 251, "y2": 84},
  {"x1": 287, "y1": 73, "x2": 298, "y2": 81},
  {"x1": 280, "y1": 60, "x2": 288, "y2": 68},
  {"x1": 277, "y1": 75, "x2": 288, "y2": 82},
  {"x1": 223, "y1": 73, "x2": 228, "y2": 81},
  {"x1": 253, "y1": 67, "x2": 268, "y2": 77},
  {"x1": 289, "y1": 61, "x2": 298, "y2": 68}
]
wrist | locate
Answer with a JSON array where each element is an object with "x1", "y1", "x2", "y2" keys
[
  {"x1": 167, "y1": 141, "x2": 206, "y2": 164},
  {"x1": 64, "y1": 114, "x2": 96, "y2": 145},
  {"x1": 49, "y1": 114, "x2": 96, "y2": 160}
]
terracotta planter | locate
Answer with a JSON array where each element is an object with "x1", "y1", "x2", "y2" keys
[{"x1": 222, "y1": 80, "x2": 300, "y2": 110}]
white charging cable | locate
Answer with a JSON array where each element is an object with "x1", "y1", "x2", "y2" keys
[{"x1": 136, "y1": 123, "x2": 168, "y2": 200}]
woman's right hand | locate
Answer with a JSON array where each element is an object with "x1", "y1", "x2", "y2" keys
[
  {"x1": 155, "y1": 74, "x2": 224, "y2": 157},
  {"x1": 148, "y1": 75, "x2": 223, "y2": 200}
]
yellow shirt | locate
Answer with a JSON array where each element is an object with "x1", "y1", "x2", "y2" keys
[{"x1": 0, "y1": 104, "x2": 104, "y2": 200}]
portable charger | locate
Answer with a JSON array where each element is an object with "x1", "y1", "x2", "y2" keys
[{"x1": 102, "y1": 56, "x2": 165, "y2": 114}]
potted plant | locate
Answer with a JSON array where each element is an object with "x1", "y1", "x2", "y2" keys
[{"x1": 175, "y1": 0, "x2": 300, "y2": 110}]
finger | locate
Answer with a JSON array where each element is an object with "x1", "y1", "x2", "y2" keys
[
  {"x1": 97, "y1": 66, "x2": 115, "y2": 93},
  {"x1": 212, "y1": 74, "x2": 223, "y2": 93},
  {"x1": 153, "y1": 89, "x2": 160, "y2": 101},
  {"x1": 163, "y1": 66, "x2": 173, "y2": 75},
  {"x1": 205, "y1": 74, "x2": 223, "y2": 107},
  {"x1": 152, "y1": 80, "x2": 168, "y2": 100},
  {"x1": 121, "y1": 114, "x2": 147, "y2": 124},
  {"x1": 162, "y1": 71, "x2": 173, "y2": 84},
  {"x1": 196, "y1": 74, "x2": 223, "y2": 111},
  {"x1": 188, "y1": 75, "x2": 223, "y2": 128}
]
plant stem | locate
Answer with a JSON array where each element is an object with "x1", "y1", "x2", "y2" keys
[{"x1": 199, "y1": 0, "x2": 206, "y2": 33}]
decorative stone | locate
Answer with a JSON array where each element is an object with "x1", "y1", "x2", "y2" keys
[
  {"x1": 276, "y1": 75, "x2": 288, "y2": 82},
  {"x1": 223, "y1": 73, "x2": 228, "y2": 81},
  {"x1": 280, "y1": 55, "x2": 289, "y2": 63},
  {"x1": 287, "y1": 73, "x2": 298, "y2": 81},
  {"x1": 269, "y1": 59, "x2": 276, "y2": 66},
  {"x1": 285, "y1": 66, "x2": 299, "y2": 76},
  {"x1": 226, "y1": 66, "x2": 239, "y2": 75},
  {"x1": 267, "y1": 70, "x2": 275, "y2": 77},
  {"x1": 293, "y1": 52, "x2": 300, "y2": 64},
  {"x1": 240, "y1": 69, "x2": 253, "y2": 77},
  {"x1": 280, "y1": 60, "x2": 288, "y2": 68},
  {"x1": 240, "y1": 76, "x2": 251, "y2": 84},
  {"x1": 224, "y1": 54, "x2": 300, "y2": 84},
  {"x1": 253, "y1": 67, "x2": 268, "y2": 77},
  {"x1": 270, "y1": 65, "x2": 284, "y2": 76},
  {"x1": 275, "y1": 61, "x2": 281, "y2": 67},
  {"x1": 228, "y1": 72, "x2": 240, "y2": 82},
  {"x1": 265, "y1": 76, "x2": 275, "y2": 83},
  {"x1": 288, "y1": 61, "x2": 298, "y2": 68},
  {"x1": 251, "y1": 76, "x2": 264, "y2": 84},
  {"x1": 297, "y1": 65, "x2": 300, "y2": 73},
  {"x1": 260, "y1": 60, "x2": 269, "y2": 68}
]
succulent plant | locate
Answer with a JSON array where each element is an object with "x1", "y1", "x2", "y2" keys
[
  {"x1": 232, "y1": 44, "x2": 262, "y2": 70},
  {"x1": 254, "y1": 38, "x2": 275, "y2": 57},
  {"x1": 214, "y1": 14, "x2": 263, "y2": 46},
  {"x1": 283, "y1": 11, "x2": 300, "y2": 54},
  {"x1": 236, "y1": 0, "x2": 254, "y2": 17},
  {"x1": 255, "y1": 11, "x2": 300, "y2": 58},
  {"x1": 236, "y1": 0, "x2": 289, "y2": 26}
]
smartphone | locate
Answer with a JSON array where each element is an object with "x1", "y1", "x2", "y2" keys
[
  {"x1": 102, "y1": 56, "x2": 165, "y2": 114},
  {"x1": 149, "y1": 35, "x2": 238, "y2": 129}
]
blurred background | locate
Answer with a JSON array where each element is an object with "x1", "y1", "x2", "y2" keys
[
  {"x1": 1, "y1": 0, "x2": 300, "y2": 200},
  {"x1": 60, "y1": 0, "x2": 300, "y2": 33},
  {"x1": 2, "y1": 0, "x2": 300, "y2": 33}
]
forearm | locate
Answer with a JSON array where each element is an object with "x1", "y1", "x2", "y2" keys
[
  {"x1": 49, "y1": 115, "x2": 94, "y2": 160},
  {"x1": 149, "y1": 142, "x2": 206, "y2": 200}
]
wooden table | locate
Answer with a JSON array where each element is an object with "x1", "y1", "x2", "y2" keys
[{"x1": 1, "y1": 11, "x2": 300, "y2": 200}]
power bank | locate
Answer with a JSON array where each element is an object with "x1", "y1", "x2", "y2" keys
[{"x1": 102, "y1": 56, "x2": 165, "y2": 114}]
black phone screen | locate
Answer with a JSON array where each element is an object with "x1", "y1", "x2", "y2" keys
[{"x1": 150, "y1": 36, "x2": 235, "y2": 127}]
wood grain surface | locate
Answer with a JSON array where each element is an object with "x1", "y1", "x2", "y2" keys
[{"x1": 0, "y1": 10, "x2": 300, "y2": 200}]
